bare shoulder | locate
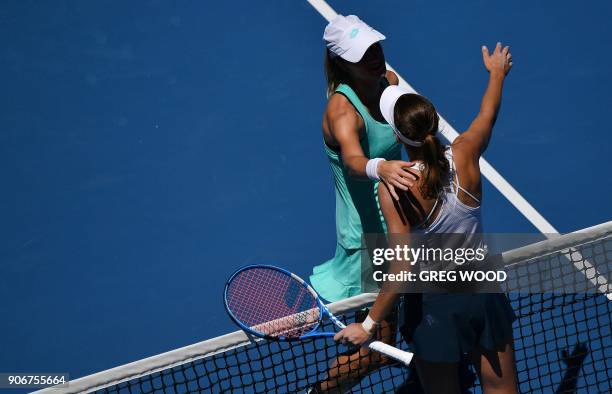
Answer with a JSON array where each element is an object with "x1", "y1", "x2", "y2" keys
[
  {"x1": 385, "y1": 70, "x2": 399, "y2": 85},
  {"x1": 378, "y1": 181, "x2": 395, "y2": 211},
  {"x1": 326, "y1": 92, "x2": 355, "y2": 116},
  {"x1": 378, "y1": 182, "x2": 411, "y2": 233},
  {"x1": 450, "y1": 135, "x2": 477, "y2": 167},
  {"x1": 325, "y1": 92, "x2": 361, "y2": 131}
]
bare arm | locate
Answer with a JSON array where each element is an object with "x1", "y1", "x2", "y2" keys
[
  {"x1": 334, "y1": 184, "x2": 411, "y2": 344},
  {"x1": 332, "y1": 115, "x2": 417, "y2": 193},
  {"x1": 327, "y1": 89, "x2": 418, "y2": 199},
  {"x1": 327, "y1": 102, "x2": 371, "y2": 180},
  {"x1": 456, "y1": 42, "x2": 512, "y2": 156},
  {"x1": 367, "y1": 184, "x2": 412, "y2": 322}
]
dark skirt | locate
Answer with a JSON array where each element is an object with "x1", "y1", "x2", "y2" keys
[{"x1": 400, "y1": 293, "x2": 516, "y2": 363}]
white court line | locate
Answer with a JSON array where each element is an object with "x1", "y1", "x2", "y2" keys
[
  {"x1": 306, "y1": 0, "x2": 611, "y2": 299},
  {"x1": 306, "y1": 0, "x2": 554, "y2": 234}
]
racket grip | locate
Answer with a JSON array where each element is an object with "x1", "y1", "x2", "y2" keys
[{"x1": 367, "y1": 340, "x2": 414, "y2": 365}]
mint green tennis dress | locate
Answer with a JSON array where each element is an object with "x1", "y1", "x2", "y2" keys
[{"x1": 310, "y1": 84, "x2": 401, "y2": 302}]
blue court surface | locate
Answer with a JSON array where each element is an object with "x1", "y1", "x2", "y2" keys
[{"x1": 1, "y1": 0, "x2": 610, "y2": 390}]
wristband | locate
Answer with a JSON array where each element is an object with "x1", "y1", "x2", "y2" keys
[
  {"x1": 361, "y1": 315, "x2": 379, "y2": 333},
  {"x1": 366, "y1": 158, "x2": 386, "y2": 180}
]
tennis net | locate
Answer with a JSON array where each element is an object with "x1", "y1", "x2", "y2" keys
[{"x1": 36, "y1": 221, "x2": 611, "y2": 393}]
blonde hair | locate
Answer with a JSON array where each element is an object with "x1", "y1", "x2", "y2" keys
[{"x1": 323, "y1": 49, "x2": 352, "y2": 97}]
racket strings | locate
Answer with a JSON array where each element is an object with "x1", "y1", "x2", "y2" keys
[
  {"x1": 226, "y1": 267, "x2": 320, "y2": 338},
  {"x1": 230, "y1": 269, "x2": 286, "y2": 327}
]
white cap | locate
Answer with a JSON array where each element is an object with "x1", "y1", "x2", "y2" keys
[
  {"x1": 323, "y1": 15, "x2": 385, "y2": 63},
  {"x1": 379, "y1": 85, "x2": 424, "y2": 147}
]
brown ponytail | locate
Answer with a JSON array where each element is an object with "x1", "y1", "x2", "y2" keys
[
  {"x1": 420, "y1": 133, "x2": 449, "y2": 199},
  {"x1": 394, "y1": 94, "x2": 449, "y2": 199}
]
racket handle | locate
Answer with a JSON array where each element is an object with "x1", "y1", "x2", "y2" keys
[
  {"x1": 324, "y1": 307, "x2": 413, "y2": 365},
  {"x1": 367, "y1": 340, "x2": 414, "y2": 365}
]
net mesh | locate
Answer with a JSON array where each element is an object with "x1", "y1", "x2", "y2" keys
[{"x1": 37, "y1": 225, "x2": 611, "y2": 394}]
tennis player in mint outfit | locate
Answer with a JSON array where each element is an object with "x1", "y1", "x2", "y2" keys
[
  {"x1": 309, "y1": 15, "x2": 418, "y2": 392},
  {"x1": 310, "y1": 15, "x2": 417, "y2": 302}
]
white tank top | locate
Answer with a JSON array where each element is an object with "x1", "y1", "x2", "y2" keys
[
  {"x1": 419, "y1": 147, "x2": 483, "y2": 235},
  {"x1": 412, "y1": 147, "x2": 486, "y2": 270}
]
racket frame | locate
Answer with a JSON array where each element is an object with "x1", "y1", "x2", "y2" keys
[
  {"x1": 224, "y1": 264, "x2": 330, "y2": 341},
  {"x1": 224, "y1": 264, "x2": 414, "y2": 366}
]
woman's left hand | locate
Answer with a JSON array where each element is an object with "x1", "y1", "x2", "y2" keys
[{"x1": 334, "y1": 323, "x2": 372, "y2": 346}]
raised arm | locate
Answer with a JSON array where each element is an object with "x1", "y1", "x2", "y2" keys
[{"x1": 457, "y1": 42, "x2": 512, "y2": 156}]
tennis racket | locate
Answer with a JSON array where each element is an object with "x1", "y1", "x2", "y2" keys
[{"x1": 223, "y1": 264, "x2": 413, "y2": 365}]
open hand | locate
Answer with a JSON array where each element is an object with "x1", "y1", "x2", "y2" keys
[
  {"x1": 482, "y1": 42, "x2": 512, "y2": 76},
  {"x1": 377, "y1": 160, "x2": 418, "y2": 200}
]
